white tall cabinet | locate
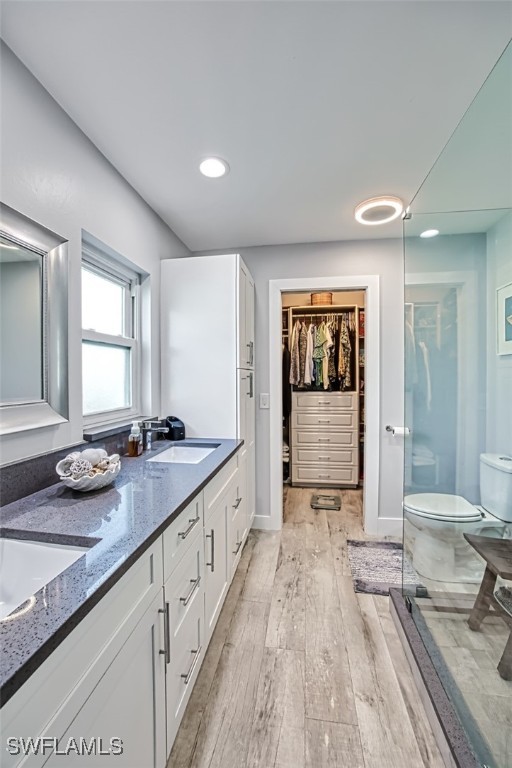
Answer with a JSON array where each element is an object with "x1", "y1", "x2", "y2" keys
[{"x1": 161, "y1": 253, "x2": 255, "y2": 528}]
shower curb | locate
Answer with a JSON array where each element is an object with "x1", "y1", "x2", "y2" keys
[{"x1": 389, "y1": 588, "x2": 482, "y2": 768}]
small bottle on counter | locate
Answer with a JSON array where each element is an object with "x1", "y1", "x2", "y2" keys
[{"x1": 127, "y1": 421, "x2": 143, "y2": 457}]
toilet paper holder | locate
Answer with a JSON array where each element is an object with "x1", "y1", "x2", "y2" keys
[{"x1": 385, "y1": 425, "x2": 411, "y2": 436}]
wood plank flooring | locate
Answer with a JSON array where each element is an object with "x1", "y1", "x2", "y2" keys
[{"x1": 168, "y1": 487, "x2": 444, "y2": 768}]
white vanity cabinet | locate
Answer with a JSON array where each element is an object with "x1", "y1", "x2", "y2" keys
[
  {"x1": 0, "y1": 541, "x2": 166, "y2": 768},
  {"x1": 0, "y1": 454, "x2": 246, "y2": 768}
]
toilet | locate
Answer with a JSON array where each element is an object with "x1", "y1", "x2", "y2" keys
[{"x1": 404, "y1": 454, "x2": 512, "y2": 583}]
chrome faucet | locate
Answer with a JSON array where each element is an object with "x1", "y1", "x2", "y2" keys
[{"x1": 142, "y1": 421, "x2": 169, "y2": 451}]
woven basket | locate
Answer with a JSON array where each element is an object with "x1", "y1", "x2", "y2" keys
[{"x1": 311, "y1": 292, "x2": 333, "y2": 306}]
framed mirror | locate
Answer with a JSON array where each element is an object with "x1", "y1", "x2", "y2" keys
[{"x1": 0, "y1": 203, "x2": 69, "y2": 434}]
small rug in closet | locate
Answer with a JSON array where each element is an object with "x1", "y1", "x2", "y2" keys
[
  {"x1": 310, "y1": 494, "x2": 341, "y2": 511},
  {"x1": 347, "y1": 540, "x2": 423, "y2": 596}
]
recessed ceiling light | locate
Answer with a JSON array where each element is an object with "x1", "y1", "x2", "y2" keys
[
  {"x1": 199, "y1": 157, "x2": 229, "y2": 178},
  {"x1": 354, "y1": 196, "x2": 404, "y2": 225},
  {"x1": 420, "y1": 229, "x2": 439, "y2": 238}
]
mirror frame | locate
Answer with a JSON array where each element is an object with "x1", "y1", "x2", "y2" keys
[{"x1": 0, "y1": 203, "x2": 69, "y2": 435}]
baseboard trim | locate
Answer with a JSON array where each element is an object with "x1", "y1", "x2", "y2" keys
[
  {"x1": 365, "y1": 516, "x2": 403, "y2": 538},
  {"x1": 251, "y1": 514, "x2": 280, "y2": 531},
  {"x1": 389, "y1": 589, "x2": 481, "y2": 768}
]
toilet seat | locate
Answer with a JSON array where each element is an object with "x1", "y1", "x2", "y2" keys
[{"x1": 403, "y1": 493, "x2": 484, "y2": 523}]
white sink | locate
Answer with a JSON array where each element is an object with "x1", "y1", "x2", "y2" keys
[
  {"x1": 0, "y1": 538, "x2": 87, "y2": 621},
  {"x1": 147, "y1": 445, "x2": 216, "y2": 464}
]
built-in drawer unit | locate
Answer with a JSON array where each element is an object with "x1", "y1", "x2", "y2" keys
[
  {"x1": 164, "y1": 527, "x2": 203, "y2": 638},
  {"x1": 290, "y1": 391, "x2": 359, "y2": 488}
]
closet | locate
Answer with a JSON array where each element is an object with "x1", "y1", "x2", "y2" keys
[{"x1": 283, "y1": 296, "x2": 365, "y2": 488}]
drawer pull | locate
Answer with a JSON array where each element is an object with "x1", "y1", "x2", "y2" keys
[
  {"x1": 318, "y1": 401, "x2": 330, "y2": 405},
  {"x1": 180, "y1": 576, "x2": 201, "y2": 607},
  {"x1": 158, "y1": 602, "x2": 171, "y2": 664},
  {"x1": 181, "y1": 646, "x2": 202, "y2": 684},
  {"x1": 206, "y1": 529, "x2": 215, "y2": 572},
  {"x1": 233, "y1": 540, "x2": 242, "y2": 556},
  {"x1": 319, "y1": 474, "x2": 331, "y2": 478},
  {"x1": 317, "y1": 420, "x2": 330, "y2": 424},
  {"x1": 232, "y1": 497, "x2": 242, "y2": 510},
  {"x1": 318, "y1": 438, "x2": 331, "y2": 442},
  {"x1": 318, "y1": 456, "x2": 331, "y2": 460},
  {"x1": 178, "y1": 515, "x2": 200, "y2": 540}
]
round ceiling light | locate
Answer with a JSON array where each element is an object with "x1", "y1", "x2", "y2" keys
[
  {"x1": 199, "y1": 157, "x2": 229, "y2": 178},
  {"x1": 420, "y1": 229, "x2": 439, "y2": 238},
  {"x1": 354, "y1": 196, "x2": 404, "y2": 226}
]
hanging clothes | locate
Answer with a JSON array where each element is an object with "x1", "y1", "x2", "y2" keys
[
  {"x1": 289, "y1": 319, "x2": 301, "y2": 385},
  {"x1": 312, "y1": 322, "x2": 328, "y2": 387},
  {"x1": 338, "y1": 315, "x2": 352, "y2": 390},
  {"x1": 327, "y1": 318, "x2": 337, "y2": 381},
  {"x1": 322, "y1": 322, "x2": 334, "y2": 390},
  {"x1": 298, "y1": 322, "x2": 308, "y2": 386},
  {"x1": 304, "y1": 323, "x2": 314, "y2": 385}
]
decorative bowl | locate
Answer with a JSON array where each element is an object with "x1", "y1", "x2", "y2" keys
[{"x1": 56, "y1": 450, "x2": 121, "y2": 492}]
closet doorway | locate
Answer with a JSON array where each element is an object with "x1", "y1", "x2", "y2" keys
[
  {"x1": 282, "y1": 291, "x2": 365, "y2": 491},
  {"x1": 269, "y1": 275, "x2": 380, "y2": 534}
]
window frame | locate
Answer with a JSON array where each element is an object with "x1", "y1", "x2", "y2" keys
[{"x1": 81, "y1": 245, "x2": 141, "y2": 428}]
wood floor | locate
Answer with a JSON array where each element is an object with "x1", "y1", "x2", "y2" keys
[{"x1": 168, "y1": 487, "x2": 444, "y2": 768}]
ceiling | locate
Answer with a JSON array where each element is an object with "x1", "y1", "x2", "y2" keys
[{"x1": 1, "y1": 1, "x2": 511, "y2": 251}]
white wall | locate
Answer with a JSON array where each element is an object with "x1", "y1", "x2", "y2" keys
[
  {"x1": 195, "y1": 239, "x2": 405, "y2": 531},
  {"x1": 487, "y1": 211, "x2": 512, "y2": 456},
  {"x1": 0, "y1": 43, "x2": 190, "y2": 466}
]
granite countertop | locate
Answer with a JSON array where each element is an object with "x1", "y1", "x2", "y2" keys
[{"x1": 0, "y1": 438, "x2": 242, "y2": 706}]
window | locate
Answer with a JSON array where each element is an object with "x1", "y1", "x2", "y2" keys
[{"x1": 82, "y1": 244, "x2": 141, "y2": 426}]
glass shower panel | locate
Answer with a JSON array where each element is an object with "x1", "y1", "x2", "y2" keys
[{"x1": 403, "y1": 208, "x2": 512, "y2": 767}]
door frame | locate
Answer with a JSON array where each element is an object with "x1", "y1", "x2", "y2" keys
[{"x1": 268, "y1": 275, "x2": 380, "y2": 533}]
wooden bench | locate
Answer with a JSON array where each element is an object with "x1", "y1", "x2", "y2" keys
[{"x1": 464, "y1": 533, "x2": 512, "y2": 680}]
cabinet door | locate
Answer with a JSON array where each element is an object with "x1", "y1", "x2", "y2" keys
[
  {"x1": 238, "y1": 260, "x2": 254, "y2": 368},
  {"x1": 237, "y1": 370, "x2": 255, "y2": 454},
  {"x1": 43, "y1": 593, "x2": 166, "y2": 768},
  {"x1": 245, "y1": 269, "x2": 255, "y2": 368},
  {"x1": 204, "y1": 489, "x2": 229, "y2": 645}
]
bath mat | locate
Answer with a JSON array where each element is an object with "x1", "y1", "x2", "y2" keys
[
  {"x1": 310, "y1": 494, "x2": 341, "y2": 511},
  {"x1": 347, "y1": 540, "x2": 424, "y2": 596}
]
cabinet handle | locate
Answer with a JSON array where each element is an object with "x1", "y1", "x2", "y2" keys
[
  {"x1": 181, "y1": 646, "x2": 202, "y2": 685},
  {"x1": 159, "y1": 602, "x2": 171, "y2": 665},
  {"x1": 233, "y1": 540, "x2": 242, "y2": 556},
  {"x1": 319, "y1": 475, "x2": 331, "y2": 479},
  {"x1": 318, "y1": 456, "x2": 331, "y2": 460},
  {"x1": 247, "y1": 341, "x2": 254, "y2": 365},
  {"x1": 318, "y1": 401, "x2": 330, "y2": 405},
  {"x1": 178, "y1": 515, "x2": 200, "y2": 540},
  {"x1": 318, "y1": 438, "x2": 331, "y2": 442},
  {"x1": 206, "y1": 529, "x2": 215, "y2": 572},
  {"x1": 317, "y1": 420, "x2": 330, "y2": 424},
  {"x1": 232, "y1": 497, "x2": 242, "y2": 510},
  {"x1": 180, "y1": 576, "x2": 201, "y2": 607},
  {"x1": 248, "y1": 372, "x2": 253, "y2": 398}
]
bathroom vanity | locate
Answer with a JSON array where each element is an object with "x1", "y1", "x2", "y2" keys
[{"x1": 0, "y1": 438, "x2": 246, "y2": 766}]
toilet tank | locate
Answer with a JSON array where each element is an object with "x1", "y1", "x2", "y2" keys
[{"x1": 480, "y1": 454, "x2": 512, "y2": 522}]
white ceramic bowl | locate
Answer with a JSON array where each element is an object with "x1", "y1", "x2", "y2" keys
[{"x1": 59, "y1": 461, "x2": 121, "y2": 492}]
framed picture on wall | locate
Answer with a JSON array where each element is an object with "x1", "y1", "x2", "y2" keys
[{"x1": 497, "y1": 281, "x2": 512, "y2": 355}]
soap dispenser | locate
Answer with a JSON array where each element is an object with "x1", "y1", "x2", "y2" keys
[{"x1": 127, "y1": 421, "x2": 143, "y2": 457}]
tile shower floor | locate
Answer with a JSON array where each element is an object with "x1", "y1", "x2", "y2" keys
[{"x1": 416, "y1": 590, "x2": 512, "y2": 767}]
